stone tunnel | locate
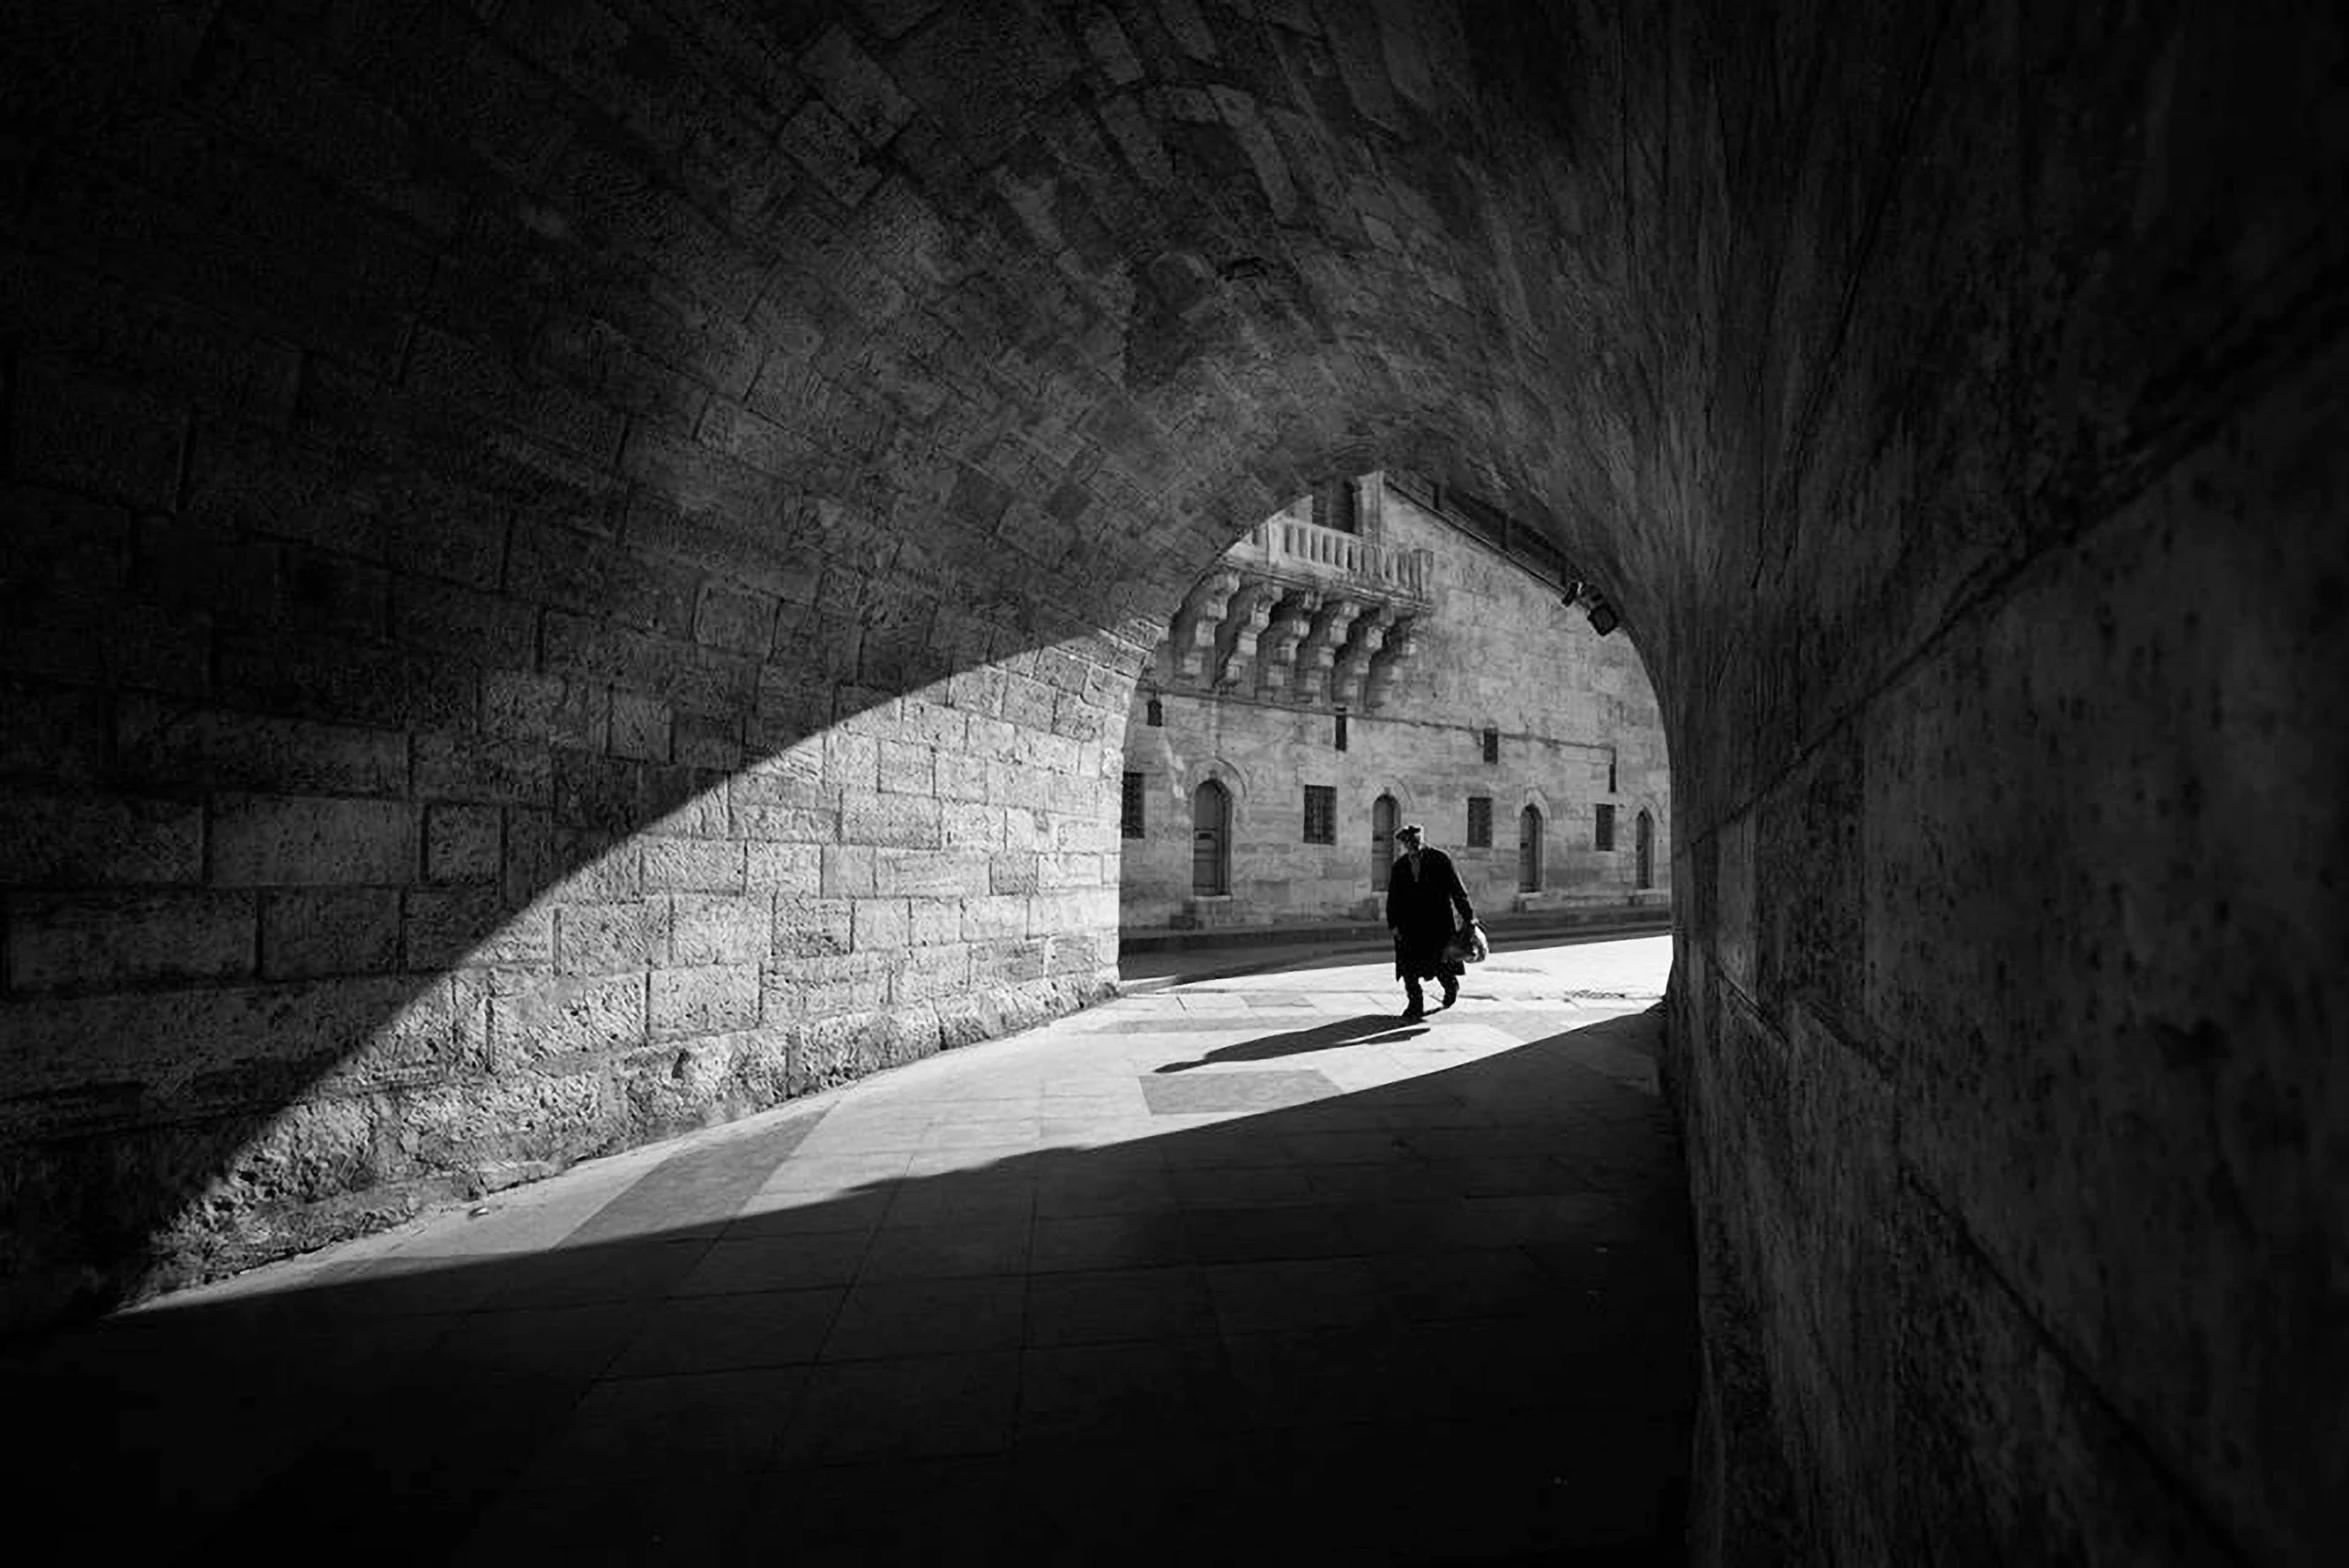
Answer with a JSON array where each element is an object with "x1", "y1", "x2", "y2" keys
[{"x1": 1, "y1": 1, "x2": 2341, "y2": 1561}]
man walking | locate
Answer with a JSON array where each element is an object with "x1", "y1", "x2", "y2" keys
[{"x1": 1385, "y1": 822, "x2": 1477, "y2": 1021}]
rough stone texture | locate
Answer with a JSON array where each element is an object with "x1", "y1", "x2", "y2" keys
[
  {"x1": 1122, "y1": 475, "x2": 1671, "y2": 928},
  {"x1": 0, "y1": 4, "x2": 2341, "y2": 1563}
]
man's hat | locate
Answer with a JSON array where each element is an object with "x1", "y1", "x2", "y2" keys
[{"x1": 1397, "y1": 822, "x2": 1424, "y2": 841}]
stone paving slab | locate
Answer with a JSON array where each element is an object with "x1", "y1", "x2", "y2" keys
[
  {"x1": 1140, "y1": 1067, "x2": 1347, "y2": 1113},
  {"x1": 0, "y1": 935, "x2": 1688, "y2": 1565}
]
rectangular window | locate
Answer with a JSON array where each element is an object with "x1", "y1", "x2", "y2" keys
[
  {"x1": 1467, "y1": 795, "x2": 1493, "y2": 848},
  {"x1": 1316, "y1": 478, "x2": 1358, "y2": 534},
  {"x1": 1333, "y1": 710, "x2": 1348, "y2": 752},
  {"x1": 1303, "y1": 785, "x2": 1337, "y2": 845},
  {"x1": 1121, "y1": 772, "x2": 1146, "y2": 839},
  {"x1": 1481, "y1": 727, "x2": 1499, "y2": 764},
  {"x1": 1595, "y1": 803, "x2": 1617, "y2": 851}
]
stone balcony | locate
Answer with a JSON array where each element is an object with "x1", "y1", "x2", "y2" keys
[
  {"x1": 1230, "y1": 514, "x2": 1434, "y2": 601},
  {"x1": 1152, "y1": 515, "x2": 1433, "y2": 710}
]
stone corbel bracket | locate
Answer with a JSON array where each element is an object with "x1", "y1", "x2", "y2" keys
[
  {"x1": 1332, "y1": 602, "x2": 1395, "y2": 710},
  {"x1": 1169, "y1": 567, "x2": 1242, "y2": 686},
  {"x1": 1364, "y1": 615, "x2": 1420, "y2": 710},
  {"x1": 1212, "y1": 580, "x2": 1283, "y2": 692},
  {"x1": 1256, "y1": 588, "x2": 1320, "y2": 700},
  {"x1": 1291, "y1": 596, "x2": 1365, "y2": 705}
]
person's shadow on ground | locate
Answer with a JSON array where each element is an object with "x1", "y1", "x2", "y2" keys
[{"x1": 1154, "y1": 1014, "x2": 1428, "y2": 1073}]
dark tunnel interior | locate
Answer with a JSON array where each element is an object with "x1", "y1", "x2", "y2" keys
[{"x1": 1, "y1": 1, "x2": 2342, "y2": 1561}]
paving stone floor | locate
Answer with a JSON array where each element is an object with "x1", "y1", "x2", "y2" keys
[{"x1": 4, "y1": 934, "x2": 1694, "y2": 1566}]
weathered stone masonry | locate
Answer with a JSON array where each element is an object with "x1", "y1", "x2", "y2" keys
[
  {"x1": 0, "y1": 0, "x2": 1168, "y2": 1326},
  {"x1": 1120, "y1": 473, "x2": 1672, "y2": 930},
  {"x1": 1, "y1": 4, "x2": 2341, "y2": 1565}
]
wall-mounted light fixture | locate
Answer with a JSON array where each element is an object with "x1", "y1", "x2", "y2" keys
[{"x1": 1561, "y1": 579, "x2": 1619, "y2": 637}]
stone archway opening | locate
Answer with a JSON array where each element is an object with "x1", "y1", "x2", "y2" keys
[
  {"x1": 0, "y1": 6, "x2": 2333, "y2": 1565},
  {"x1": 1112, "y1": 469, "x2": 1670, "y2": 936},
  {"x1": 6, "y1": 0, "x2": 1689, "y2": 1334}
]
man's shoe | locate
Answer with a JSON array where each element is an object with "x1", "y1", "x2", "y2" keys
[
  {"x1": 1400, "y1": 1005, "x2": 1425, "y2": 1022},
  {"x1": 1439, "y1": 984, "x2": 1458, "y2": 1009}
]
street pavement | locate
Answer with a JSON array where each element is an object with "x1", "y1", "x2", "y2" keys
[{"x1": 3, "y1": 933, "x2": 1693, "y2": 1565}]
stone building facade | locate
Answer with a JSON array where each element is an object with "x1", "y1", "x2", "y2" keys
[
  {"x1": 2, "y1": 6, "x2": 2337, "y2": 1563},
  {"x1": 1120, "y1": 474, "x2": 1671, "y2": 932}
]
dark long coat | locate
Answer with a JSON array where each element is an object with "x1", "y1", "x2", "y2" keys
[{"x1": 1386, "y1": 846, "x2": 1476, "y2": 981}]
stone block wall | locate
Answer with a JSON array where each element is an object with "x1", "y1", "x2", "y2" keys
[
  {"x1": 0, "y1": 0, "x2": 1168, "y2": 1328},
  {"x1": 1121, "y1": 692, "x2": 1645, "y2": 928},
  {"x1": 1121, "y1": 480, "x2": 1670, "y2": 929},
  {"x1": 1, "y1": 4, "x2": 2340, "y2": 1563},
  {"x1": 4, "y1": 474, "x2": 1131, "y2": 1323},
  {"x1": 1643, "y1": 7, "x2": 2348, "y2": 1564}
]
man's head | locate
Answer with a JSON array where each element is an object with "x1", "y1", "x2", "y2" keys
[{"x1": 1397, "y1": 823, "x2": 1424, "y2": 852}]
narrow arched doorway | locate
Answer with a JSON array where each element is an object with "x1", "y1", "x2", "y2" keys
[
  {"x1": 1636, "y1": 809, "x2": 1655, "y2": 890},
  {"x1": 1192, "y1": 780, "x2": 1231, "y2": 896},
  {"x1": 1372, "y1": 793, "x2": 1397, "y2": 890},
  {"x1": 1519, "y1": 804, "x2": 1543, "y2": 892}
]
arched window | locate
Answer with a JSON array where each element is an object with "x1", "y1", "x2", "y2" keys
[
  {"x1": 1635, "y1": 809, "x2": 1656, "y2": 890},
  {"x1": 1192, "y1": 780, "x2": 1231, "y2": 896},
  {"x1": 1372, "y1": 793, "x2": 1398, "y2": 890},
  {"x1": 1519, "y1": 804, "x2": 1543, "y2": 892},
  {"x1": 1146, "y1": 695, "x2": 1163, "y2": 727}
]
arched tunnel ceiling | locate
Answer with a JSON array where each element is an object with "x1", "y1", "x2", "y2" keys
[
  {"x1": 1, "y1": 2, "x2": 2343, "y2": 1562},
  {"x1": 20, "y1": 0, "x2": 1693, "y2": 667}
]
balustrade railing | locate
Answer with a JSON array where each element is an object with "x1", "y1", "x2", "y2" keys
[{"x1": 1241, "y1": 516, "x2": 1430, "y2": 599}]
